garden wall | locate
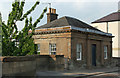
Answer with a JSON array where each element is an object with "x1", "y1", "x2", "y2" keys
[{"x1": 1, "y1": 55, "x2": 64, "y2": 77}]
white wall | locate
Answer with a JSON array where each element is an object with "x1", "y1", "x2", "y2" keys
[{"x1": 91, "y1": 21, "x2": 120, "y2": 57}]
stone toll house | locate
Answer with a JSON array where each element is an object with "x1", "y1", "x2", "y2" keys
[{"x1": 33, "y1": 8, "x2": 114, "y2": 69}]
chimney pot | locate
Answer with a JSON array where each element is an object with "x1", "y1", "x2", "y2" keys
[
  {"x1": 53, "y1": 9, "x2": 56, "y2": 14},
  {"x1": 49, "y1": 8, "x2": 56, "y2": 14},
  {"x1": 47, "y1": 8, "x2": 58, "y2": 23}
]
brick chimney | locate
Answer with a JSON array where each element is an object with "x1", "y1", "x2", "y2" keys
[{"x1": 47, "y1": 8, "x2": 58, "y2": 23}]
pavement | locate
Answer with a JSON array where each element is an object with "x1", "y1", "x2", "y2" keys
[
  {"x1": 87, "y1": 72, "x2": 120, "y2": 78},
  {"x1": 36, "y1": 67, "x2": 120, "y2": 78}
]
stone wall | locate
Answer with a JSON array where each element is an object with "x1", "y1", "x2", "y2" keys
[
  {"x1": 36, "y1": 55, "x2": 64, "y2": 71},
  {"x1": 70, "y1": 31, "x2": 113, "y2": 69},
  {"x1": 33, "y1": 28, "x2": 113, "y2": 70},
  {"x1": 110, "y1": 57, "x2": 120, "y2": 67},
  {"x1": 1, "y1": 55, "x2": 64, "y2": 77},
  {"x1": 33, "y1": 32, "x2": 71, "y2": 58}
]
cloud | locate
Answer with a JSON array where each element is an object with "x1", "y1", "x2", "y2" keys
[
  {"x1": 0, "y1": 0, "x2": 119, "y2": 30},
  {"x1": 0, "y1": 2, "x2": 12, "y2": 22},
  {"x1": 16, "y1": 21, "x2": 25, "y2": 31},
  {"x1": 0, "y1": 0, "x2": 119, "y2": 2},
  {"x1": 0, "y1": 2, "x2": 24, "y2": 30},
  {"x1": 41, "y1": 0, "x2": 119, "y2": 2}
]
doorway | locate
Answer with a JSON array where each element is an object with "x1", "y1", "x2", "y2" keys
[{"x1": 92, "y1": 44, "x2": 96, "y2": 66}]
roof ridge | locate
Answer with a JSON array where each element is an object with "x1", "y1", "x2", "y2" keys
[
  {"x1": 92, "y1": 11, "x2": 120, "y2": 23},
  {"x1": 63, "y1": 16, "x2": 71, "y2": 26}
]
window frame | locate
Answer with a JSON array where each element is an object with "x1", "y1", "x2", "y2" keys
[
  {"x1": 49, "y1": 43, "x2": 56, "y2": 55},
  {"x1": 76, "y1": 43, "x2": 82, "y2": 60},
  {"x1": 104, "y1": 45, "x2": 108, "y2": 59},
  {"x1": 37, "y1": 44, "x2": 40, "y2": 53}
]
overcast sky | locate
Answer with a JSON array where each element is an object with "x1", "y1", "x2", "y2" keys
[{"x1": 0, "y1": 0, "x2": 119, "y2": 30}]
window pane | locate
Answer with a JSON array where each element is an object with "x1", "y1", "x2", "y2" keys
[
  {"x1": 51, "y1": 52, "x2": 56, "y2": 55},
  {"x1": 77, "y1": 52, "x2": 80, "y2": 59},
  {"x1": 104, "y1": 46, "x2": 107, "y2": 52},
  {"x1": 54, "y1": 47, "x2": 56, "y2": 51},
  {"x1": 104, "y1": 52, "x2": 106, "y2": 58},
  {"x1": 37, "y1": 44, "x2": 40, "y2": 52},
  {"x1": 80, "y1": 44, "x2": 82, "y2": 52},
  {"x1": 76, "y1": 44, "x2": 82, "y2": 60},
  {"x1": 77, "y1": 44, "x2": 79, "y2": 52},
  {"x1": 104, "y1": 45, "x2": 107, "y2": 59},
  {"x1": 50, "y1": 43, "x2": 56, "y2": 55}
]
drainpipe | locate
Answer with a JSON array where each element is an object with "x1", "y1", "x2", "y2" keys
[{"x1": 106, "y1": 22, "x2": 109, "y2": 33}]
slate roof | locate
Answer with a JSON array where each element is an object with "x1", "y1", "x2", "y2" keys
[
  {"x1": 92, "y1": 12, "x2": 120, "y2": 23},
  {"x1": 36, "y1": 16, "x2": 113, "y2": 36},
  {"x1": 36, "y1": 16, "x2": 101, "y2": 31}
]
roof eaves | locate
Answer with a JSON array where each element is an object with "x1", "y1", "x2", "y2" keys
[
  {"x1": 70, "y1": 26, "x2": 112, "y2": 37},
  {"x1": 92, "y1": 20, "x2": 120, "y2": 23}
]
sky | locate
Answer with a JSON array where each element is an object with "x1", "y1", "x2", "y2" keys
[{"x1": 0, "y1": 0, "x2": 119, "y2": 30}]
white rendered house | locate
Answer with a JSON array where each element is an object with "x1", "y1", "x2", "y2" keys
[{"x1": 91, "y1": 12, "x2": 120, "y2": 57}]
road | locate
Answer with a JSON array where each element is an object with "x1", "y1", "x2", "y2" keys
[{"x1": 85, "y1": 72, "x2": 120, "y2": 78}]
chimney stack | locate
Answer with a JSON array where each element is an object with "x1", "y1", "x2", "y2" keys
[{"x1": 47, "y1": 8, "x2": 58, "y2": 23}]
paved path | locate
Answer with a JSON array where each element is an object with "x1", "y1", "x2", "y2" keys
[
  {"x1": 36, "y1": 67, "x2": 120, "y2": 78},
  {"x1": 87, "y1": 72, "x2": 120, "y2": 78}
]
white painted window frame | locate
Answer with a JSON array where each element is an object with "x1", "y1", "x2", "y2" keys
[
  {"x1": 49, "y1": 43, "x2": 56, "y2": 55},
  {"x1": 104, "y1": 45, "x2": 108, "y2": 59},
  {"x1": 76, "y1": 44, "x2": 82, "y2": 60},
  {"x1": 37, "y1": 44, "x2": 40, "y2": 53}
]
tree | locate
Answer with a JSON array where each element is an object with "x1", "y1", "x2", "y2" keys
[
  {"x1": 0, "y1": 13, "x2": 2, "y2": 56},
  {"x1": 2, "y1": 0, "x2": 47, "y2": 56}
]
